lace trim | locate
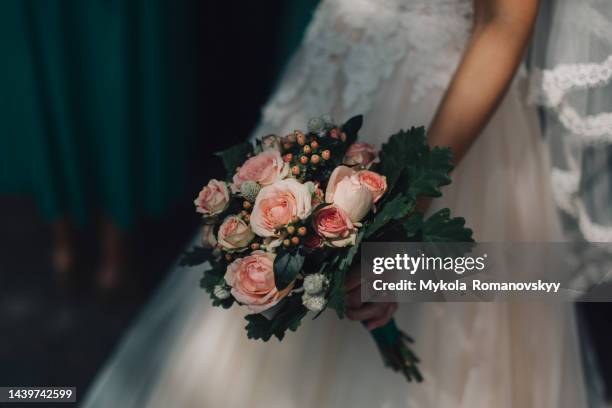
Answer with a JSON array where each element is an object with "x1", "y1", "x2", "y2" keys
[
  {"x1": 261, "y1": 0, "x2": 473, "y2": 127},
  {"x1": 551, "y1": 167, "x2": 612, "y2": 242}
]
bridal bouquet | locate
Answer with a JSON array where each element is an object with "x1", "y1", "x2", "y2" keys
[{"x1": 182, "y1": 115, "x2": 472, "y2": 382}]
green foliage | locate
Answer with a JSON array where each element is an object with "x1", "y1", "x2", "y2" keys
[
  {"x1": 420, "y1": 208, "x2": 473, "y2": 242},
  {"x1": 341, "y1": 115, "x2": 363, "y2": 145},
  {"x1": 273, "y1": 249, "x2": 305, "y2": 290},
  {"x1": 364, "y1": 194, "x2": 415, "y2": 239},
  {"x1": 215, "y1": 142, "x2": 254, "y2": 175},
  {"x1": 180, "y1": 246, "x2": 213, "y2": 267},
  {"x1": 245, "y1": 295, "x2": 308, "y2": 341},
  {"x1": 379, "y1": 127, "x2": 453, "y2": 200},
  {"x1": 199, "y1": 261, "x2": 225, "y2": 294},
  {"x1": 327, "y1": 229, "x2": 364, "y2": 318}
]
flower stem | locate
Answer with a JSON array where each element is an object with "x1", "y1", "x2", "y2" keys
[{"x1": 367, "y1": 318, "x2": 423, "y2": 382}]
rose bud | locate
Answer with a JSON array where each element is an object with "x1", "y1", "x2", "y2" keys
[
  {"x1": 250, "y1": 178, "x2": 313, "y2": 238},
  {"x1": 194, "y1": 179, "x2": 230, "y2": 217},
  {"x1": 224, "y1": 251, "x2": 294, "y2": 313},
  {"x1": 232, "y1": 150, "x2": 289, "y2": 192},
  {"x1": 343, "y1": 142, "x2": 377, "y2": 168},
  {"x1": 356, "y1": 170, "x2": 387, "y2": 203},
  {"x1": 312, "y1": 205, "x2": 358, "y2": 248}
]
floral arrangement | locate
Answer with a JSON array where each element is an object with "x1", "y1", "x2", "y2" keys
[{"x1": 181, "y1": 115, "x2": 473, "y2": 382}]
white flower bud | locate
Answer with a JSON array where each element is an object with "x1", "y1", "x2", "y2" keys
[
  {"x1": 214, "y1": 284, "x2": 231, "y2": 300},
  {"x1": 302, "y1": 293, "x2": 326, "y2": 313},
  {"x1": 303, "y1": 273, "x2": 328, "y2": 295}
]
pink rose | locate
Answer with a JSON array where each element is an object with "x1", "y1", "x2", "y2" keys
[
  {"x1": 343, "y1": 142, "x2": 377, "y2": 168},
  {"x1": 232, "y1": 150, "x2": 288, "y2": 191},
  {"x1": 312, "y1": 205, "x2": 357, "y2": 247},
  {"x1": 325, "y1": 166, "x2": 373, "y2": 222},
  {"x1": 201, "y1": 224, "x2": 217, "y2": 248},
  {"x1": 356, "y1": 170, "x2": 387, "y2": 203},
  {"x1": 217, "y1": 215, "x2": 254, "y2": 252},
  {"x1": 194, "y1": 179, "x2": 230, "y2": 216},
  {"x1": 224, "y1": 251, "x2": 294, "y2": 313},
  {"x1": 250, "y1": 179, "x2": 312, "y2": 237}
]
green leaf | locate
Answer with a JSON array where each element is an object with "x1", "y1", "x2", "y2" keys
[
  {"x1": 379, "y1": 127, "x2": 453, "y2": 200},
  {"x1": 273, "y1": 250, "x2": 305, "y2": 290},
  {"x1": 365, "y1": 194, "x2": 415, "y2": 239},
  {"x1": 421, "y1": 208, "x2": 474, "y2": 242},
  {"x1": 215, "y1": 142, "x2": 254, "y2": 175},
  {"x1": 245, "y1": 296, "x2": 307, "y2": 341},
  {"x1": 341, "y1": 115, "x2": 363, "y2": 145},
  {"x1": 327, "y1": 229, "x2": 365, "y2": 319},
  {"x1": 199, "y1": 262, "x2": 226, "y2": 294},
  {"x1": 402, "y1": 212, "x2": 424, "y2": 239},
  {"x1": 179, "y1": 246, "x2": 213, "y2": 267}
]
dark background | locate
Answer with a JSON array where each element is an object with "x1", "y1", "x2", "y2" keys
[
  {"x1": 0, "y1": 0, "x2": 315, "y2": 401},
  {"x1": 0, "y1": 1, "x2": 611, "y2": 406}
]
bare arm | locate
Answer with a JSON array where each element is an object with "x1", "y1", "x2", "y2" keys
[{"x1": 427, "y1": 0, "x2": 539, "y2": 165}]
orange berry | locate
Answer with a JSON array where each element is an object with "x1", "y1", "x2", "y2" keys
[
  {"x1": 286, "y1": 225, "x2": 296, "y2": 235},
  {"x1": 283, "y1": 153, "x2": 293, "y2": 163},
  {"x1": 283, "y1": 239, "x2": 290, "y2": 247},
  {"x1": 250, "y1": 242, "x2": 260, "y2": 250},
  {"x1": 310, "y1": 154, "x2": 320, "y2": 165},
  {"x1": 297, "y1": 226, "x2": 307, "y2": 236},
  {"x1": 321, "y1": 150, "x2": 331, "y2": 160},
  {"x1": 296, "y1": 131, "x2": 306, "y2": 146},
  {"x1": 291, "y1": 165, "x2": 301, "y2": 175},
  {"x1": 310, "y1": 140, "x2": 319, "y2": 149},
  {"x1": 243, "y1": 201, "x2": 251, "y2": 209},
  {"x1": 300, "y1": 156, "x2": 309, "y2": 165},
  {"x1": 291, "y1": 236, "x2": 300, "y2": 245},
  {"x1": 303, "y1": 145, "x2": 312, "y2": 154}
]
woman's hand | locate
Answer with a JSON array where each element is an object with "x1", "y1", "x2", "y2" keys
[{"x1": 345, "y1": 263, "x2": 398, "y2": 330}]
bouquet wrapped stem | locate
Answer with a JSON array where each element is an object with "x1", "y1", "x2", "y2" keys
[{"x1": 369, "y1": 319, "x2": 423, "y2": 382}]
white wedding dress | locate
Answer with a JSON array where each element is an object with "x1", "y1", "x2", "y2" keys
[{"x1": 83, "y1": 0, "x2": 589, "y2": 407}]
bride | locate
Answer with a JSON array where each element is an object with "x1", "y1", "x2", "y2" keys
[{"x1": 83, "y1": 0, "x2": 597, "y2": 406}]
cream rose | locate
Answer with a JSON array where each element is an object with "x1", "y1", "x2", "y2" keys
[
  {"x1": 224, "y1": 251, "x2": 294, "y2": 313},
  {"x1": 356, "y1": 170, "x2": 387, "y2": 203},
  {"x1": 250, "y1": 178, "x2": 312, "y2": 237},
  {"x1": 217, "y1": 215, "x2": 254, "y2": 252},
  {"x1": 232, "y1": 150, "x2": 288, "y2": 191},
  {"x1": 194, "y1": 179, "x2": 230, "y2": 216},
  {"x1": 343, "y1": 142, "x2": 377, "y2": 167},
  {"x1": 325, "y1": 166, "x2": 373, "y2": 222},
  {"x1": 312, "y1": 205, "x2": 358, "y2": 247}
]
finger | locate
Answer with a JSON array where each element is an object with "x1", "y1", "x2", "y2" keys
[
  {"x1": 345, "y1": 287, "x2": 362, "y2": 308},
  {"x1": 346, "y1": 302, "x2": 388, "y2": 322},
  {"x1": 345, "y1": 265, "x2": 363, "y2": 292},
  {"x1": 366, "y1": 303, "x2": 398, "y2": 330}
]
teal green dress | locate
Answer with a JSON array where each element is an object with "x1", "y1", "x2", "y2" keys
[{"x1": 0, "y1": 0, "x2": 193, "y2": 229}]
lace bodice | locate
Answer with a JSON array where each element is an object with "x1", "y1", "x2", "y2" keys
[{"x1": 262, "y1": 0, "x2": 473, "y2": 127}]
